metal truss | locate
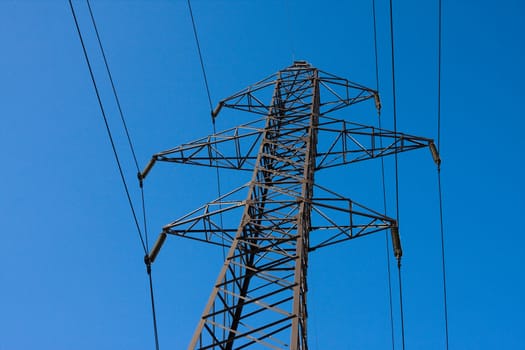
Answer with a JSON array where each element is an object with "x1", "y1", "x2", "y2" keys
[
  {"x1": 145, "y1": 117, "x2": 434, "y2": 172},
  {"x1": 142, "y1": 61, "x2": 440, "y2": 350}
]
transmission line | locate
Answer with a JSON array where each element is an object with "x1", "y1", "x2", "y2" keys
[
  {"x1": 437, "y1": 0, "x2": 450, "y2": 348},
  {"x1": 387, "y1": 0, "x2": 406, "y2": 349},
  {"x1": 186, "y1": 1, "x2": 228, "y2": 337},
  {"x1": 187, "y1": 0, "x2": 213, "y2": 112},
  {"x1": 372, "y1": 0, "x2": 380, "y2": 94},
  {"x1": 70, "y1": 1, "x2": 160, "y2": 348},
  {"x1": 371, "y1": 0, "x2": 396, "y2": 348},
  {"x1": 68, "y1": 0, "x2": 147, "y2": 255},
  {"x1": 85, "y1": 0, "x2": 140, "y2": 174},
  {"x1": 388, "y1": 4, "x2": 400, "y2": 223},
  {"x1": 186, "y1": 0, "x2": 225, "y2": 247},
  {"x1": 85, "y1": 0, "x2": 153, "y2": 248}
]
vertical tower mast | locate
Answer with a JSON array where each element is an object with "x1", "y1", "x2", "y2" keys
[
  {"x1": 141, "y1": 61, "x2": 440, "y2": 349},
  {"x1": 189, "y1": 63, "x2": 319, "y2": 349}
]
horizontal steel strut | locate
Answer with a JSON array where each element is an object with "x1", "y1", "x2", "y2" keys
[{"x1": 143, "y1": 61, "x2": 439, "y2": 349}]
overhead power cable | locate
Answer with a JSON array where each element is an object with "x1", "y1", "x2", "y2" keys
[
  {"x1": 85, "y1": 0, "x2": 140, "y2": 175},
  {"x1": 186, "y1": 0, "x2": 225, "y2": 247},
  {"x1": 68, "y1": 0, "x2": 147, "y2": 255},
  {"x1": 388, "y1": 4, "x2": 400, "y2": 224},
  {"x1": 145, "y1": 260, "x2": 160, "y2": 350},
  {"x1": 70, "y1": 1, "x2": 160, "y2": 348},
  {"x1": 372, "y1": 0, "x2": 381, "y2": 94},
  {"x1": 371, "y1": 0, "x2": 396, "y2": 348},
  {"x1": 85, "y1": 0, "x2": 153, "y2": 249},
  {"x1": 387, "y1": 0, "x2": 406, "y2": 349},
  {"x1": 187, "y1": 0, "x2": 213, "y2": 112},
  {"x1": 85, "y1": 0, "x2": 153, "y2": 250},
  {"x1": 436, "y1": 0, "x2": 450, "y2": 348},
  {"x1": 186, "y1": 0, "x2": 227, "y2": 335}
]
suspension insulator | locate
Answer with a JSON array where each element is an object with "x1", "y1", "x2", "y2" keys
[
  {"x1": 429, "y1": 142, "x2": 441, "y2": 167},
  {"x1": 390, "y1": 224, "x2": 403, "y2": 260},
  {"x1": 374, "y1": 93, "x2": 382, "y2": 114},
  {"x1": 148, "y1": 232, "x2": 167, "y2": 264},
  {"x1": 211, "y1": 101, "x2": 224, "y2": 119},
  {"x1": 139, "y1": 156, "x2": 157, "y2": 182}
]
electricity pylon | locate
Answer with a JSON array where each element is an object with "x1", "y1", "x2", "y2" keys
[{"x1": 141, "y1": 61, "x2": 440, "y2": 349}]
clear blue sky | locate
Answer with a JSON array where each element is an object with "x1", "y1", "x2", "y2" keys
[{"x1": 1, "y1": 0, "x2": 524, "y2": 349}]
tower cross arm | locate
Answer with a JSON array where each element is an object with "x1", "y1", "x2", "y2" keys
[
  {"x1": 316, "y1": 73, "x2": 380, "y2": 114},
  {"x1": 138, "y1": 119, "x2": 266, "y2": 181},
  {"x1": 145, "y1": 184, "x2": 251, "y2": 264},
  {"x1": 211, "y1": 66, "x2": 381, "y2": 120},
  {"x1": 309, "y1": 197, "x2": 397, "y2": 251},
  {"x1": 307, "y1": 184, "x2": 401, "y2": 256},
  {"x1": 211, "y1": 72, "x2": 279, "y2": 118},
  {"x1": 315, "y1": 117, "x2": 441, "y2": 170}
]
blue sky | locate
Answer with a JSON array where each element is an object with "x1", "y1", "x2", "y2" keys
[{"x1": 1, "y1": 0, "x2": 524, "y2": 349}]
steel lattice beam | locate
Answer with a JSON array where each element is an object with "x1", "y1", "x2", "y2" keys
[{"x1": 142, "y1": 61, "x2": 440, "y2": 349}]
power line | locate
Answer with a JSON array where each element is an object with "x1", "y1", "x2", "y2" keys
[
  {"x1": 380, "y1": 119, "x2": 396, "y2": 350},
  {"x1": 145, "y1": 260, "x2": 161, "y2": 350},
  {"x1": 388, "y1": 0, "x2": 400, "y2": 224},
  {"x1": 372, "y1": 0, "x2": 381, "y2": 94},
  {"x1": 86, "y1": 0, "x2": 160, "y2": 346},
  {"x1": 437, "y1": 166, "x2": 449, "y2": 349},
  {"x1": 86, "y1": 0, "x2": 152, "y2": 251},
  {"x1": 141, "y1": 185, "x2": 160, "y2": 350},
  {"x1": 371, "y1": 0, "x2": 396, "y2": 348},
  {"x1": 187, "y1": 0, "x2": 213, "y2": 112},
  {"x1": 70, "y1": 2, "x2": 160, "y2": 348},
  {"x1": 397, "y1": 261, "x2": 406, "y2": 349},
  {"x1": 387, "y1": 0, "x2": 406, "y2": 348},
  {"x1": 185, "y1": 0, "x2": 225, "y2": 254},
  {"x1": 86, "y1": 0, "x2": 140, "y2": 174},
  {"x1": 437, "y1": 0, "x2": 450, "y2": 348},
  {"x1": 437, "y1": 0, "x2": 442, "y2": 151},
  {"x1": 68, "y1": 0, "x2": 147, "y2": 255},
  {"x1": 185, "y1": 1, "x2": 228, "y2": 332}
]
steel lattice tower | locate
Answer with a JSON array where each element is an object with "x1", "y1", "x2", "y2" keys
[{"x1": 141, "y1": 61, "x2": 440, "y2": 349}]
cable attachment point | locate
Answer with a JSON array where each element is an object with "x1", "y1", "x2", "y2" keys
[
  {"x1": 144, "y1": 254, "x2": 152, "y2": 274},
  {"x1": 137, "y1": 171, "x2": 144, "y2": 188}
]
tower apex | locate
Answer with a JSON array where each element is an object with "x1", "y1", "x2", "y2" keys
[{"x1": 292, "y1": 60, "x2": 310, "y2": 67}]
